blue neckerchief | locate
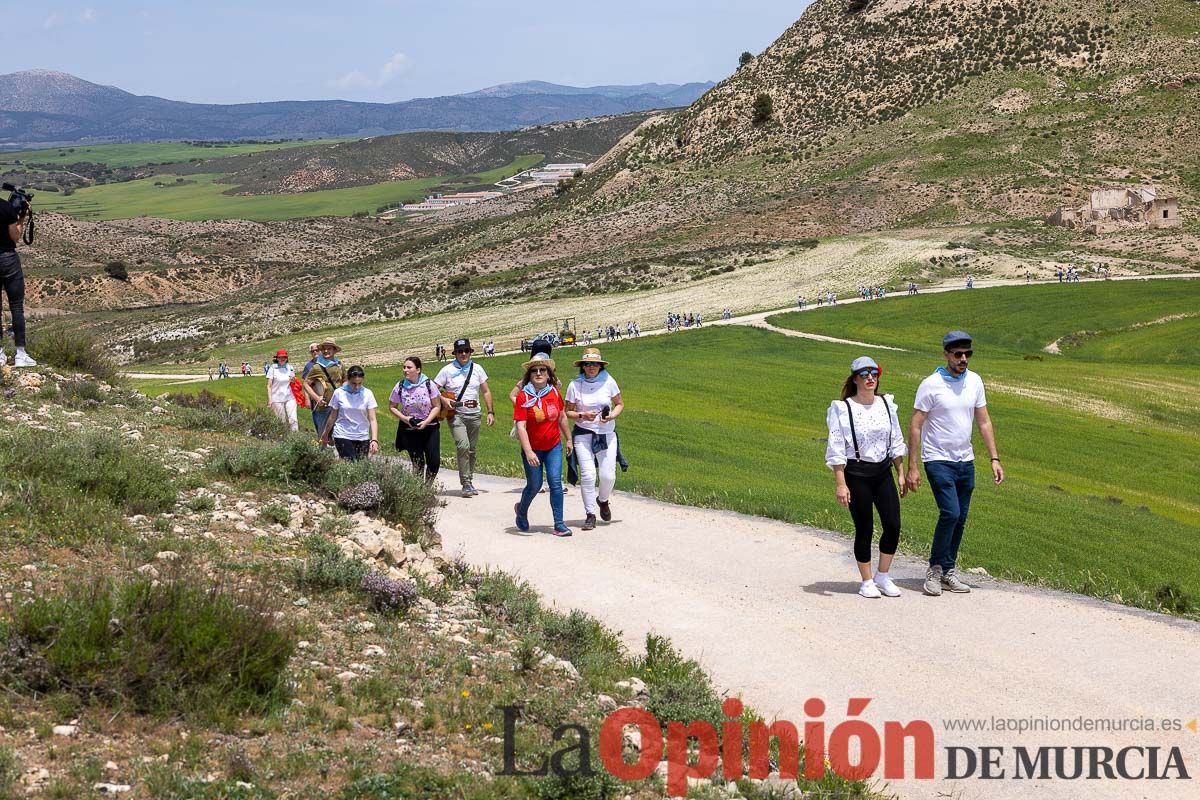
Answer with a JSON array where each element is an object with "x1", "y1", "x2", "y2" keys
[
  {"x1": 345, "y1": 384, "x2": 364, "y2": 396},
  {"x1": 936, "y1": 366, "x2": 967, "y2": 382},
  {"x1": 521, "y1": 383, "x2": 553, "y2": 408},
  {"x1": 402, "y1": 373, "x2": 428, "y2": 389},
  {"x1": 581, "y1": 368, "x2": 610, "y2": 385},
  {"x1": 453, "y1": 359, "x2": 474, "y2": 377},
  {"x1": 317, "y1": 355, "x2": 340, "y2": 368}
]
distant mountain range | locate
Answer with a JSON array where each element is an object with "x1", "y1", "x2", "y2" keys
[{"x1": 0, "y1": 70, "x2": 714, "y2": 147}]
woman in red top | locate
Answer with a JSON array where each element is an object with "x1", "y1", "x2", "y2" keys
[{"x1": 513, "y1": 352, "x2": 573, "y2": 536}]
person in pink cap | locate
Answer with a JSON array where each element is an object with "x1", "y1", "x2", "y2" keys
[{"x1": 265, "y1": 348, "x2": 298, "y2": 432}]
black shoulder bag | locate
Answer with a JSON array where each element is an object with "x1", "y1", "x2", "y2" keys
[{"x1": 843, "y1": 398, "x2": 895, "y2": 478}]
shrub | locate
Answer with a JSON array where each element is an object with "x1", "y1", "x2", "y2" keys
[
  {"x1": 289, "y1": 534, "x2": 371, "y2": 593},
  {"x1": 104, "y1": 261, "x2": 129, "y2": 281},
  {"x1": 259, "y1": 501, "x2": 291, "y2": 526},
  {"x1": 751, "y1": 93, "x2": 774, "y2": 126},
  {"x1": 360, "y1": 574, "x2": 419, "y2": 615},
  {"x1": 448, "y1": 273, "x2": 471, "y2": 290},
  {"x1": 29, "y1": 329, "x2": 120, "y2": 384},
  {"x1": 168, "y1": 390, "x2": 290, "y2": 439},
  {"x1": 209, "y1": 434, "x2": 335, "y2": 489},
  {"x1": 633, "y1": 634, "x2": 723, "y2": 729},
  {"x1": 323, "y1": 458, "x2": 438, "y2": 532},
  {"x1": 0, "y1": 572, "x2": 296, "y2": 718},
  {"x1": 186, "y1": 494, "x2": 216, "y2": 513},
  {"x1": 739, "y1": 51, "x2": 753, "y2": 67}
]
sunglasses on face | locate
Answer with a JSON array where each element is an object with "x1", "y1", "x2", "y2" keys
[
  {"x1": 530, "y1": 367, "x2": 549, "y2": 374},
  {"x1": 581, "y1": 362, "x2": 601, "y2": 367},
  {"x1": 856, "y1": 370, "x2": 880, "y2": 379},
  {"x1": 950, "y1": 350, "x2": 973, "y2": 359}
]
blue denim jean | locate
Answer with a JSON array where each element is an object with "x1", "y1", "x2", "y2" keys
[
  {"x1": 517, "y1": 442, "x2": 564, "y2": 529},
  {"x1": 312, "y1": 406, "x2": 331, "y2": 435},
  {"x1": 925, "y1": 460, "x2": 975, "y2": 570}
]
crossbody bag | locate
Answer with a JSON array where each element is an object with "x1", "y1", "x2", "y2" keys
[{"x1": 843, "y1": 397, "x2": 895, "y2": 478}]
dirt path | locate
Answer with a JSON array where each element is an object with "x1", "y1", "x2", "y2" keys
[{"x1": 439, "y1": 475, "x2": 1200, "y2": 800}]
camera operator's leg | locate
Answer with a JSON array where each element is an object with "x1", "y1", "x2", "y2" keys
[{"x1": 0, "y1": 253, "x2": 32, "y2": 366}]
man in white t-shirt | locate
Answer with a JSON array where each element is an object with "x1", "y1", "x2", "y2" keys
[
  {"x1": 434, "y1": 338, "x2": 494, "y2": 496},
  {"x1": 265, "y1": 349, "x2": 298, "y2": 431},
  {"x1": 906, "y1": 330, "x2": 1004, "y2": 596}
]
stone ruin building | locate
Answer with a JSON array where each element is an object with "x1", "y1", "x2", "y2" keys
[{"x1": 1046, "y1": 187, "x2": 1182, "y2": 234}]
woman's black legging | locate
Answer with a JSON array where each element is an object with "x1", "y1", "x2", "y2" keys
[
  {"x1": 397, "y1": 424, "x2": 440, "y2": 483},
  {"x1": 845, "y1": 468, "x2": 902, "y2": 563}
]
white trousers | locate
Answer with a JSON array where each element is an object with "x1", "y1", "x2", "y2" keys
[
  {"x1": 270, "y1": 398, "x2": 299, "y2": 431},
  {"x1": 574, "y1": 430, "x2": 617, "y2": 515}
]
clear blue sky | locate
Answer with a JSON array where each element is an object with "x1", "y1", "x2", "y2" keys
[{"x1": 13, "y1": 1, "x2": 812, "y2": 104}]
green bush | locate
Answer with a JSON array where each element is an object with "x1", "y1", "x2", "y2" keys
[
  {"x1": 323, "y1": 457, "x2": 438, "y2": 532},
  {"x1": 259, "y1": 501, "x2": 291, "y2": 526},
  {"x1": 0, "y1": 573, "x2": 296, "y2": 718},
  {"x1": 0, "y1": 430, "x2": 176, "y2": 534},
  {"x1": 104, "y1": 261, "x2": 129, "y2": 281},
  {"x1": 168, "y1": 390, "x2": 290, "y2": 439},
  {"x1": 28, "y1": 329, "x2": 121, "y2": 384},
  {"x1": 209, "y1": 434, "x2": 336, "y2": 490},
  {"x1": 633, "y1": 634, "x2": 723, "y2": 729},
  {"x1": 290, "y1": 534, "x2": 372, "y2": 593}
]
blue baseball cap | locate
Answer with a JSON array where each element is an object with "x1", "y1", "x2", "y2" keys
[{"x1": 942, "y1": 330, "x2": 972, "y2": 350}]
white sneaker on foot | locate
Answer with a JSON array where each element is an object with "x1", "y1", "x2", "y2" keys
[
  {"x1": 13, "y1": 352, "x2": 35, "y2": 367},
  {"x1": 874, "y1": 574, "x2": 902, "y2": 597},
  {"x1": 858, "y1": 580, "x2": 882, "y2": 599}
]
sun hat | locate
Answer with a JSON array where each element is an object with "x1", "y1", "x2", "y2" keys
[
  {"x1": 275, "y1": 349, "x2": 289, "y2": 358},
  {"x1": 573, "y1": 347, "x2": 608, "y2": 367},
  {"x1": 942, "y1": 330, "x2": 972, "y2": 350},
  {"x1": 521, "y1": 351, "x2": 556, "y2": 372},
  {"x1": 453, "y1": 338, "x2": 473, "y2": 353},
  {"x1": 318, "y1": 339, "x2": 342, "y2": 353},
  {"x1": 850, "y1": 356, "x2": 881, "y2": 375}
]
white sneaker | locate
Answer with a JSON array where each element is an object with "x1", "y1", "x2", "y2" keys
[
  {"x1": 874, "y1": 574, "x2": 902, "y2": 597},
  {"x1": 13, "y1": 352, "x2": 36, "y2": 367},
  {"x1": 858, "y1": 581, "x2": 882, "y2": 599}
]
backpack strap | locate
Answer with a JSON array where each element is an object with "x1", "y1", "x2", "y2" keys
[
  {"x1": 843, "y1": 399, "x2": 861, "y2": 461},
  {"x1": 455, "y1": 363, "x2": 475, "y2": 402}
]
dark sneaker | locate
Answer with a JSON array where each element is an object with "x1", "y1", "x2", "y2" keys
[
  {"x1": 514, "y1": 503, "x2": 529, "y2": 533},
  {"x1": 598, "y1": 500, "x2": 612, "y2": 522},
  {"x1": 552, "y1": 526, "x2": 573, "y2": 537},
  {"x1": 582, "y1": 514, "x2": 597, "y2": 531},
  {"x1": 942, "y1": 569, "x2": 972, "y2": 593},
  {"x1": 463, "y1": 485, "x2": 479, "y2": 497},
  {"x1": 923, "y1": 565, "x2": 943, "y2": 596}
]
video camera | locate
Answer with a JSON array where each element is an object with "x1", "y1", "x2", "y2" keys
[{"x1": 2, "y1": 182, "x2": 35, "y2": 245}]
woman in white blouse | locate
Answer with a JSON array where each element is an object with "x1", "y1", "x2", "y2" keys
[{"x1": 825, "y1": 356, "x2": 908, "y2": 598}]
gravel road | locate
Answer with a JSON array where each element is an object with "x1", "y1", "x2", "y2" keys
[{"x1": 439, "y1": 474, "x2": 1200, "y2": 800}]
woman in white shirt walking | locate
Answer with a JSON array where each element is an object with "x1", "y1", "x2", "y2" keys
[
  {"x1": 825, "y1": 356, "x2": 908, "y2": 598},
  {"x1": 265, "y1": 349, "x2": 298, "y2": 432},
  {"x1": 565, "y1": 348, "x2": 623, "y2": 531},
  {"x1": 319, "y1": 365, "x2": 380, "y2": 461}
]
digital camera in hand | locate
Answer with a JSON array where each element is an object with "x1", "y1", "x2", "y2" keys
[{"x1": 2, "y1": 183, "x2": 33, "y2": 217}]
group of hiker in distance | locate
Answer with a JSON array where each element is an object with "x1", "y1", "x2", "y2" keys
[{"x1": 262, "y1": 328, "x2": 1002, "y2": 597}]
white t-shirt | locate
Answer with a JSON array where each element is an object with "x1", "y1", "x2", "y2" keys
[
  {"x1": 913, "y1": 370, "x2": 987, "y2": 462},
  {"x1": 434, "y1": 362, "x2": 489, "y2": 415},
  {"x1": 566, "y1": 374, "x2": 621, "y2": 435},
  {"x1": 329, "y1": 386, "x2": 378, "y2": 440},
  {"x1": 266, "y1": 364, "x2": 296, "y2": 404},
  {"x1": 825, "y1": 395, "x2": 907, "y2": 468}
]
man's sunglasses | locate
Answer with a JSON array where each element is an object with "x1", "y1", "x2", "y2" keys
[
  {"x1": 950, "y1": 350, "x2": 973, "y2": 359},
  {"x1": 856, "y1": 369, "x2": 880, "y2": 379}
]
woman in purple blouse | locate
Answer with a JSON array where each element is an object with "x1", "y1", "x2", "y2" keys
[{"x1": 388, "y1": 356, "x2": 443, "y2": 484}]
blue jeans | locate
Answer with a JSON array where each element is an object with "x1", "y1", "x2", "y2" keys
[
  {"x1": 925, "y1": 460, "x2": 975, "y2": 570},
  {"x1": 312, "y1": 406, "x2": 331, "y2": 435},
  {"x1": 518, "y1": 443, "x2": 564, "y2": 529}
]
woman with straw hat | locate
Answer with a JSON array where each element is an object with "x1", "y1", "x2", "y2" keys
[
  {"x1": 565, "y1": 347, "x2": 624, "y2": 531},
  {"x1": 825, "y1": 356, "x2": 908, "y2": 599},
  {"x1": 513, "y1": 351, "x2": 573, "y2": 536},
  {"x1": 304, "y1": 339, "x2": 346, "y2": 438}
]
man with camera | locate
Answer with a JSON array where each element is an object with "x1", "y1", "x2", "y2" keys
[{"x1": 0, "y1": 185, "x2": 35, "y2": 367}]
